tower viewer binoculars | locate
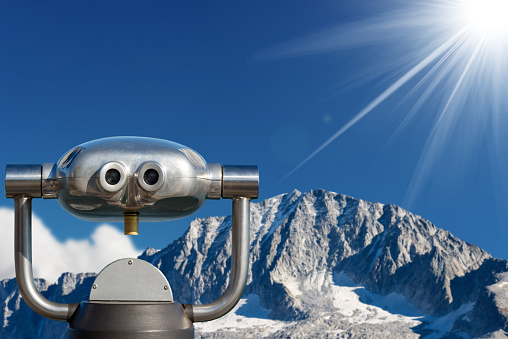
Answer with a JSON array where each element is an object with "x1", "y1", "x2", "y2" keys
[{"x1": 5, "y1": 136, "x2": 259, "y2": 338}]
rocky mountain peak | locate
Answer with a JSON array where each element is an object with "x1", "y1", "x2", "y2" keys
[{"x1": 1, "y1": 189, "x2": 507, "y2": 338}]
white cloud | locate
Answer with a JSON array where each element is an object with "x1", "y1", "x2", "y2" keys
[{"x1": 0, "y1": 207, "x2": 142, "y2": 283}]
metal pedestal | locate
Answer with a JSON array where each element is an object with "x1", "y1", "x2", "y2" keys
[{"x1": 68, "y1": 301, "x2": 194, "y2": 339}]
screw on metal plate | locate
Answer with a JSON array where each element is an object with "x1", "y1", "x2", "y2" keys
[
  {"x1": 164, "y1": 285, "x2": 169, "y2": 290},
  {"x1": 128, "y1": 260, "x2": 133, "y2": 265},
  {"x1": 92, "y1": 284, "x2": 97, "y2": 289}
]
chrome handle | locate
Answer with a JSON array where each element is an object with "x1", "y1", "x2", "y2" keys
[
  {"x1": 14, "y1": 195, "x2": 77, "y2": 321},
  {"x1": 184, "y1": 196, "x2": 250, "y2": 322}
]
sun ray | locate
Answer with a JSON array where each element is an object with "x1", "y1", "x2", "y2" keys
[
  {"x1": 404, "y1": 38, "x2": 485, "y2": 206},
  {"x1": 384, "y1": 31, "x2": 472, "y2": 148},
  {"x1": 404, "y1": 31, "x2": 471, "y2": 101},
  {"x1": 431, "y1": 39, "x2": 484, "y2": 137},
  {"x1": 279, "y1": 26, "x2": 470, "y2": 183}
]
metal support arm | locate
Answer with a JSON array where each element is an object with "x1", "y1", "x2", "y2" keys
[
  {"x1": 184, "y1": 196, "x2": 250, "y2": 322},
  {"x1": 14, "y1": 196, "x2": 78, "y2": 321}
]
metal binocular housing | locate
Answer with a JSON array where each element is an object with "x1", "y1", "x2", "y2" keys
[{"x1": 5, "y1": 136, "x2": 259, "y2": 338}]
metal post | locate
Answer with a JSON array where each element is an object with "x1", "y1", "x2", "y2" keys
[
  {"x1": 14, "y1": 196, "x2": 77, "y2": 321},
  {"x1": 185, "y1": 196, "x2": 250, "y2": 322}
]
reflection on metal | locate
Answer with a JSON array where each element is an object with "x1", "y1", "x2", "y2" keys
[
  {"x1": 42, "y1": 163, "x2": 58, "y2": 199},
  {"x1": 179, "y1": 148, "x2": 206, "y2": 169},
  {"x1": 185, "y1": 196, "x2": 251, "y2": 322},
  {"x1": 5, "y1": 164, "x2": 42, "y2": 198},
  {"x1": 57, "y1": 146, "x2": 85, "y2": 170},
  {"x1": 222, "y1": 165, "x2": 259, "y2": 199},
  {"x1": 206, "y1": 163, "x2": 222, "y2": 199},
  {"x1": 14, "y1": 196, "x2": 77, "y2": 321},
  {"x1": 89, "y1": 258, "x2": 173, "y2": 302}
]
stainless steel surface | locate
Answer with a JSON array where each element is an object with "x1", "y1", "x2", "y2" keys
[
  {"x1": 52, "y1": 137, "x2": 218, "y2": 222},
  {"x1": 42, "y1": 163, "x2": 58, "y2": 199},
  {"x1": 5, "y1": 165, "x2": 42, "y2": 198},
  {"x1": 89, "y1": 258, "x2": 173, "y2": 302},
  {"x1": 14, "y1": 196, "x2": 76, "y2": 321},
  {"x1": 205, "y1": 163, "x2": 222, "y2": 199},
  {"x1": 222, "y1": 165, "x2": 259, "y2": 199},
  {"x1": 188, "y1": 196, "x2": 250, "y2": 322}
]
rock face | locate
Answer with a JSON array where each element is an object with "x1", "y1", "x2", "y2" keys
[{"x1": 1, "y1": 189, "x2": 508, "y2": 338}]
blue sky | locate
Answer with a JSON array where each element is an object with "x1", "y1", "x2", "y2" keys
[{"x1": 1, "y1": 0, "x2": 508, "y2": 272}]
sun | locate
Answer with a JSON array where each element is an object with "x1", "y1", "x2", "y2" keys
[{"x1": 461, "y1": 0, "x2": 508, "y2": 41}]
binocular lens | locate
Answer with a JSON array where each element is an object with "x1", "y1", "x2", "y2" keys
[
  {"x1": 105, "y1": 169, "x2": 121, "y2": 185},
  {"x1": 143, "y1": 169, "x2": 159, "y2": 185}
]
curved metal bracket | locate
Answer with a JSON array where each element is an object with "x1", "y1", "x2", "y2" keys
[
  {"x1": 14, "y1": 196, "x2": 78, "y2": 321},
  {"x1": 184, "y1": 196, "x2": 251, "y2": 322}
]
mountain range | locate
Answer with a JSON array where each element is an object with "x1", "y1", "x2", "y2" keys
[{"x1": 1, "y1": 189, "x2": 508, "y2": 338}]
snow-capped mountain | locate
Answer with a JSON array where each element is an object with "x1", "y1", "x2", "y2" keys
[{"x1": 1, "y1": 189, "x2": 508, "y2": 338}]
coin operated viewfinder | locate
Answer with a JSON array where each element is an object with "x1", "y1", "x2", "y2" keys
[{"x1": 5, "y1": 136, "x2": 259, "y2": 338}]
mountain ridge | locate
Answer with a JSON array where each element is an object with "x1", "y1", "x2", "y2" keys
[{"x1": 2, "y1": 189, "x2": 508, "y2": 338}]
